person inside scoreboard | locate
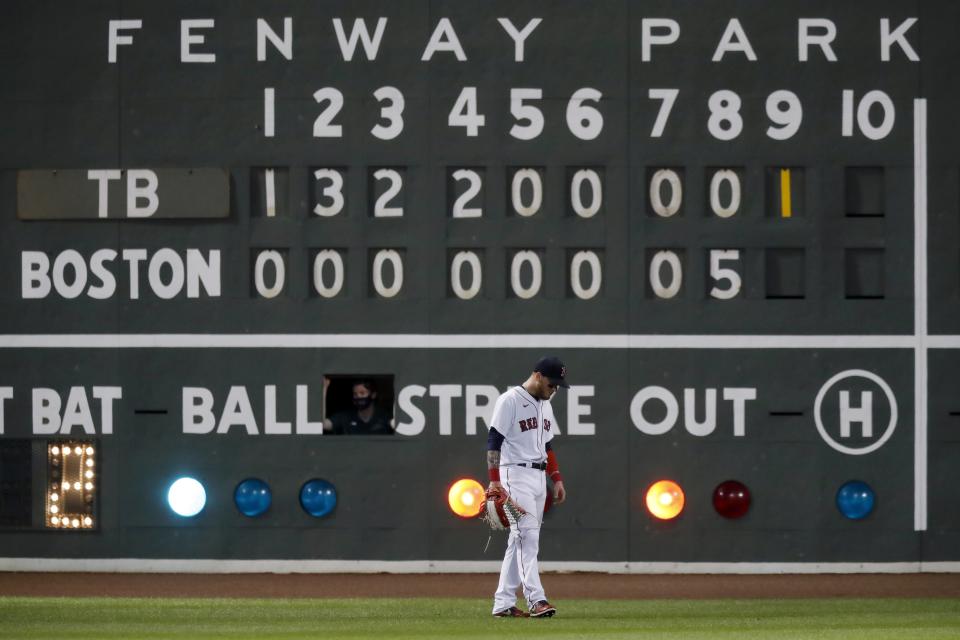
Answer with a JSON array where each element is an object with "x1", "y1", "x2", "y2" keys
[{"x1": 323, "y1": 378, "x2": 395, "y2": 435}]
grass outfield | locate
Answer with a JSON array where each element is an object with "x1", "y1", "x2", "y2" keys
[{"x1": 0, "y1": 597, "x2": 958, "y2": 639}]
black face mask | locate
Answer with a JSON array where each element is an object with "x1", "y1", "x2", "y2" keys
[{"x1": 353, "y1": 396, "x2": 373, "y2": 410}]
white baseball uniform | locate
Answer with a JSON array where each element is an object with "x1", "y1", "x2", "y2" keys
[{"x1": 488, "y1": 385, "x2": 558, "y2": 613}]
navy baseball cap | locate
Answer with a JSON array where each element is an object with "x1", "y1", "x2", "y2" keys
[{"x1": 533, "y1": 356, "x2": 569, "y2": 388}]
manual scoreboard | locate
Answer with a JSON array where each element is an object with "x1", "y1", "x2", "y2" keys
[{"x1": 0, "y1": 1, "x2": 957, "y2": 567}]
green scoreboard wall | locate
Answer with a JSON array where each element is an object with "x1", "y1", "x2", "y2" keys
[{"x1": 0, "y1": 0, "x2": 958, "y2": 568}]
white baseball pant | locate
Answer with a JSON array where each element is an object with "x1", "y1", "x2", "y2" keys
[{"x1": 492, "y1": 464, "x2": 548, "y2": 613}]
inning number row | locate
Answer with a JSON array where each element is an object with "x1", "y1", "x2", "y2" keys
[{"x1": 264, "y1": 87, "x2": 901, "y2": 141}]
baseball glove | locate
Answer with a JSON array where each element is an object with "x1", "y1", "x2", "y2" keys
[{"x1": 479, "y1": 487, "x2": 527, "y2": 530}]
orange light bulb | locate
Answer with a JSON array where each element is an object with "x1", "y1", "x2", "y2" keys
[
  {"x1": 645, "y1": 480, "x2": 685, "y2": 520},
  {"x1": 447, "y1": 478, "x2": 485, "y2": 518}
]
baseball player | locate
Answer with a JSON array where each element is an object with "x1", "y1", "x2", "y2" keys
[{"x1": 486, "y1": 356, "x2": 568, "y2": 618}]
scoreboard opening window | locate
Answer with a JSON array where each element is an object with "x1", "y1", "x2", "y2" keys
[
  {"x1": 704, "y1": 167, "x2": 744, "y2": 219},
  {"x1": 367, "y1": 248, "x2": 405, "y2": 298},
  {"x1": 251, "y1": 167, "x2": 290, "y2": 218},
  {"x1": 566, "y1": 248, "x2": 604, "y2": 300},
  {"x1": 310, "y1": 248, "x2": 347, "y2": 299},
  {"x1": 447, "y1": 167, "x2": 486, "y2": 219},
  {"x1": 765, "y1": 249, "x2": 806, "y2": 299},
  {"x1": 45, "y1": 440, "x2": 97, "y2": 530},
  {"x1": 647, "y1": 167, "x2": 685, "y2": 218},
  {"x1": 845, "y1": 167, "x2": 885, "y2": 217},
  {"x1": 506, "y1": 249, "x2": 546, "y2": 299},
  {"x1": 368, "y1": 167, "x2": 406, "y2": 218},
  {"x1": 506, "y1": 167, "x2": 545, "y2": 218},
  {"x1": 323, "y1": 374, "x2": 395, "y2": 436},
  {"x1": 250, "y1": 248, "x2": 288, "y2": 299},
  {"x1": 845, "y1": 249, "x2": 886, "y2": 299},
  {"x1": 646, "y1": 248, "x2": 686, "y2": 299},
  {"x1": 765, "y1": 167, "x2": 805, "y2": 218},
  {"x1": 0, "y1": 439, "x2": 32, "y2": 528},
  {"x1": 565, "y1": 167, "x2": 604, "y2": 219},
  {"x1": 311, "y1": 167, "x2": 348, "y2": 218},
  {"x1": 447, "y1": 248, "x2": 485, "y2": 299}
]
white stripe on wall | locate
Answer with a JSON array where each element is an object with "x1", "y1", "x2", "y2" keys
[
  {"x1": 0, "y1": 333, "x2": 942, "y2": 349},
  {"x1": 0, "y1": 558, "x2": 958, "y2": 574},
  {"x1": 913, "y1": 98, "x2": 929, "y2": 532}
]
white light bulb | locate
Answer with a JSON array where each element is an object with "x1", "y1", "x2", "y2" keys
[
  {"x1": 83, "y1": 517, "x2": 92, "y2": 526},
  {"x1": 74, "y1": 446, "x2": 82, "y2": 455},
  {"x1": 51, "y1": 493, "x2": 59, "y2": 502},
  {"x1": 72, "y1": 519, "x2": 79, "y2": 528},
  {"x1": 50, "y1": 505, "x2": 59, "y2": 514},
  {"x1": 85, "y1": 447, "x2": 94, "y2": 456},
  {"x1": 51, "y1": 446, "x2": 60, "y2": 455},
  {"x1": 63, "y1": 448, "x2": 70, "y2": 456},
  {"x1": 167, "y1": 477, "x2": 207, "y2": 517},
  {"x1": 51, "y1": 516, "x2": 60, "y2": 525},
  {"x1": 84, "y1": 482, "x2": 93, "y2": 491},
  {"x1": 85, "y1": 471, "x2": 93, "y2": 479},
  {"x1": 62, "y1": 484, "x2": 69, "y2": 492},
  {"x1": 86, "y1": 459, "x2": 94, "y2": 467},
  {"x1": 73, "y1": 482, "x2": 81, "y2": 491}
]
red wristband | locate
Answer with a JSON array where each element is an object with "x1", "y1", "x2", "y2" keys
[
  {"x1": 488, "y1": 468, "x2": 500, "y2": 482},
  {"x1": 546, "y1": 450, "x2": 561, "y2": 482}
]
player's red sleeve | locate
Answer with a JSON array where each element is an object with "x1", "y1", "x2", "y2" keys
[{"x1": 546, "y1": 449, "x2": 562, "y2": 483}]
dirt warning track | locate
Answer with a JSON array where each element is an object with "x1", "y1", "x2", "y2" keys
[{"x1": 1, "y1": 573, "x2": 958, "y2": 600}]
